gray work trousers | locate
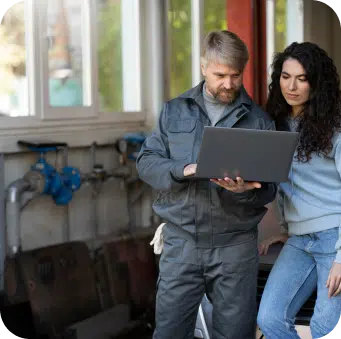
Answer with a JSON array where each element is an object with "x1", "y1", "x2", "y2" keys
[{"x1": 153, "y1": 225, "x2": 259, "y2": 339}]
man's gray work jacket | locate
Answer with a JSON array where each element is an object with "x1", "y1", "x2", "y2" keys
[{"x1": 137, "y1": 81, "x2": 277, "y2": 248}]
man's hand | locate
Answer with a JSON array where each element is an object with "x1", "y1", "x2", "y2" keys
[
  {"x1": 326, "y1": 262, "x2": 341, "y2": 298},
  {"x1": 210, "y1": 176, "x2": 261, "y2": 193},
  {"x1": 258, "y1": 235, "x2": 289, "y2": 255},
  {"x1": 183, "y1": 164, "x2": 197, "y2": 177}
]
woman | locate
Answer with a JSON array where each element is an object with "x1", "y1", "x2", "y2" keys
[{"x1": 257, "y1": 42, "x2": 341, "y2": 338}]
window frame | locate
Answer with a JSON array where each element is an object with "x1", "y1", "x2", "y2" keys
[
  {"x1": 40, "y1": 0, "x2": 96, "y2": 120},
  {"x1": 266, "y1": 0, "x2": 304, "y2": 87},
  {"x1": 0, "y1": 0, "x2": 145, "y2": 133}
]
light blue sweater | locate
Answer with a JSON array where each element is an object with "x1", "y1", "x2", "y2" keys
[{"x1": 278, "y1": 121, "x2": 341, "y2": 263}]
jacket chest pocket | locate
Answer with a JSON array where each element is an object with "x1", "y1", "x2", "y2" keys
[{"x1": 167, "y1": 119, "x2": 197, "y2": 160}]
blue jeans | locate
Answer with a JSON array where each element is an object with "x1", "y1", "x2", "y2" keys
[{"x1": 257, "y1": 228, "x2": 341, "y2": 339}]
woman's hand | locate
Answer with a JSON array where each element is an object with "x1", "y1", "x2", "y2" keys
[
  {"x1": 258, "y1": 235, "x2": 289, "y2": 255},
  {"x1": 326, "y1": 262, "x2": 341, "y2": 298}
]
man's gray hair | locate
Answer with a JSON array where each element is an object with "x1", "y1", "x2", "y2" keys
[{"x1": 201, "y1": 30, "x2": 249, "y2": 72}]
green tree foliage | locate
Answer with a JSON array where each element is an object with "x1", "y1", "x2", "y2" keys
[
  {"x1": 98, "y1": 0, "x2": 123, "y2": 112},
  {"x1": 168, "y1": 0, "x2": 227, "y2": 99},
  {"x1": 0, "y1": 2, "x2": 26, "y2": 95},
  {"x1": 204, "y1": 0, "x2": 227, "y2": 35},
  {"x1": 275, "y1": 0, "x2": 287, "y2": 53},
  {"x1": 97, "y1": 0, "x2": 228, "y2": 106},
  {"x1": 168, "y1": 0, "x2": 192, "y2": 99}
]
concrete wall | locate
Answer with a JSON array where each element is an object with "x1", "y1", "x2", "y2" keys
[{"x1": 3, "y1": 144, "x2": 153, "y2": 253}]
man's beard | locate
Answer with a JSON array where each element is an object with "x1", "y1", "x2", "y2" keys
[{"x1": 209, "y1": 86, "x2": 240, "y2": 104}]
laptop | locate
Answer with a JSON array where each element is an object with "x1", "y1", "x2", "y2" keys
[{"x1": 195, "y1": 127, "x2": 299, "y2": 183}]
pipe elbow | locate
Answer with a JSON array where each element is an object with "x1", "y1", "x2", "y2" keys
[{"x1": 6, "y1": 178, "x2": 31, "y2": 204}]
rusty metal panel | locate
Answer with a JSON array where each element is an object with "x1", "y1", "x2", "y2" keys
[
  {"x1": 4, "y1": 257, "x2": 28, "y2": 305},
  {"x1": 17, "y1": 241, "x2": 101, "y2": 337},
  {"x1": 93, "y1": 247, "x2": 130, "y2": 310},
  {"x1": 105, "y1": 258, "x2": 130, "y2": 307},
  {"x1": 92, "y1": 248, "x2": 111, "y2": 310},
  {"x1": 102, "y1": 235, "x2": 157, "y2": 318},
  {"x1": 0, "y1": 153, "x2": 4, "y2": 291}
]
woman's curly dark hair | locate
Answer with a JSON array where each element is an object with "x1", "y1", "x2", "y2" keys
[{"x1": 267, "y1": 42, "x2": 341, "y2": 162}]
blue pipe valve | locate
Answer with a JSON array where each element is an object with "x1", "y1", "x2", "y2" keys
[
  {"x1": 53, "y1": 166, "x2": 82, "y2": 205},
  {"x1": 116, "y1": 132, "x2": 146, "y2": 161},
  {"x1": 19, "y1": 141, "x2": 81, "y2": 205}
]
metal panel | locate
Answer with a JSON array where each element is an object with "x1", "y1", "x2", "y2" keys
[
  {"x1": 0, "y1": 153, "x2": 4, "y2": 291},
  {"x1": 101, "y1": 234, "x2": 157, "y2": 319},
  {"x1": 64, "y1": 304, "x2": 132, "y2": 339},
  {"x1": 4, "y1": 257, "x2": 28, "y2": 304},
  {"x1": 17, "y1": 241, "x2": 101, "y2": 337}
]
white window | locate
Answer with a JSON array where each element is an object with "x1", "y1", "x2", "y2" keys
[
  {"x1": 97, "y1": 0, "x2": 141, "y2": 113},
  {"x1": 0, "y1": 1, "x2": 29, "y2": 117},
  {"x1": 165, "y1": 0, "x2": 227, "y2": 100},
  {"x1": 41, "y1": 0, "x2": 94, "y2": 119},
  {"x1": 266, "y1": 0, "x2": 304, "y2": 80},
  {"x1": 0, "y1": 0, "x2": 143, "y2": 134}
]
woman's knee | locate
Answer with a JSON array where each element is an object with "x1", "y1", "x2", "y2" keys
[{"x1": 257, "y1": 302, "x2": 282, "y2": 331}]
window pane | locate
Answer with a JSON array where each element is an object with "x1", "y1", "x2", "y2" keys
[
  {"x1": 204, "y1": 0, "x2": 227, "y2": 36},
  {"x1": 275, "y1": 0, "x2": 287, "y2": 52},
  {"x1": 286, "y1": 0, "x2": 303, "y2": 46},
  {"x1": 97, "y1": 0, "x2": 123, "y2": 112},
  {"x1": 0, "y1": 2, "x2": 29, "y2": 117},
  {"x1": 168, "y1": 0, "x2": 192, "y2": 99},
  {"x1": 98, "y1": 0, "x2": 141, "y2": 112},
  {"x1": 47, "y1": 0, "x2": 85, "y2": 107}
]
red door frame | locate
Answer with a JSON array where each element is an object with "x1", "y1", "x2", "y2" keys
[{"x1": 226, "y1": 0, "x2": 267, "y2": 107}]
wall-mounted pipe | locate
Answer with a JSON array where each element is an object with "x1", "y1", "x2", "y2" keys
[
  {"x1": 6, "y1": 170, "x2": 44, "y2": 257},
  {"x1": 6, "y1": 178, "x2": 31, "y2": 256},
  {"x1": 84, "y1": 142, "x2": 132, "y2": 239},
  {"x1": 59, "y1": 147, "x2": 70, "y2": 243},
  {"x1": 4, "y1": 138, "x2": 142, "y2": 258}
]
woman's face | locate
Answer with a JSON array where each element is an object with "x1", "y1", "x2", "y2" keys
[{"x1": 280, "y1": 58, "x2": 311, "y2": 114}]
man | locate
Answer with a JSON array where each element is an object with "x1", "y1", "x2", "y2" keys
[{"x1": 137, "y1": 30, "x2": 277, "y2": 339}]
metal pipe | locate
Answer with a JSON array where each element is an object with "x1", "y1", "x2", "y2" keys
[
  {"x1": 90, "y1": 142, "x2": 97, "y2": 171},
  {"x1": 5, "y1": 141, "x2": 129, "y2": 257},
  {"x1": 88, "y1": 141, "x2": 131, "y2": 239},
  {"x1": 6, "y1": 178, "x2": 31, "y2": 256},
  {"x1": 61, "y1": 147, "x2": 70, "y2": 242},
  {"x1": 20, "y1": 191, "x2": 41, "y2": 211},
  {"x1": 89, "y1": 142, "x2": 99, "y2": 240}
]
